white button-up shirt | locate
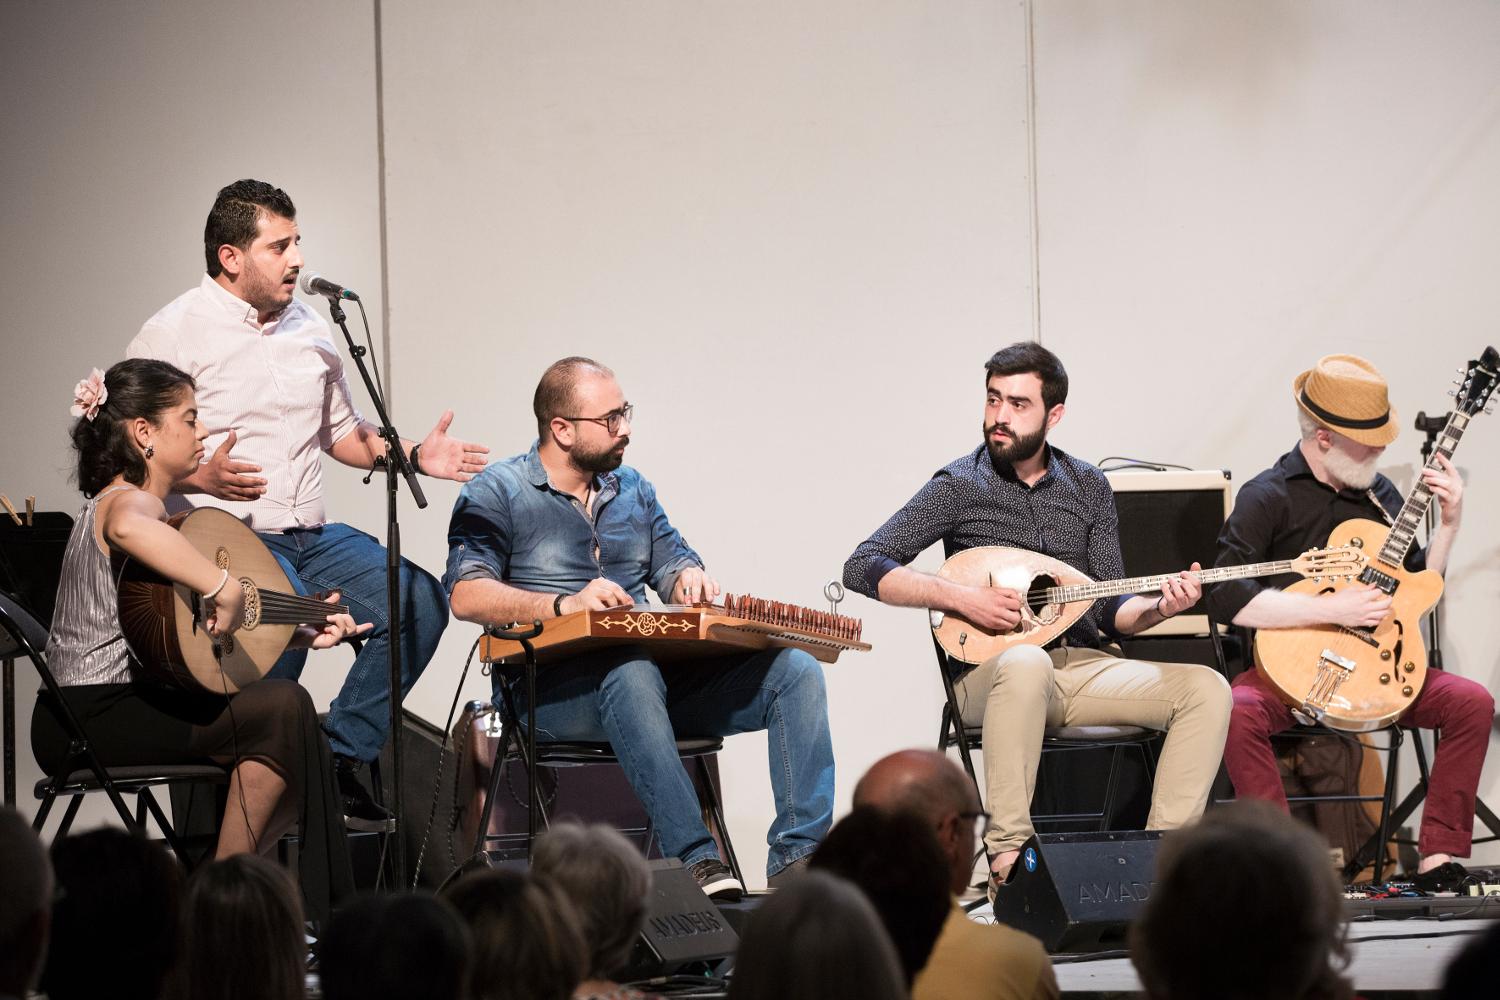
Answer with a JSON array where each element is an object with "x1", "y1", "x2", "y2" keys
[{"x1": 128, "y1": 274, "x2": 364, "y2": 532}]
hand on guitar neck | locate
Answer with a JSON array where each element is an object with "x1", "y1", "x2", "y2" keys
[{"x1": 291, "y1": 591, "x2": 373, "y2": 650}]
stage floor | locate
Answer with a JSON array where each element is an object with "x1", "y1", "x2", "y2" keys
[{"x1": 1045, "y1": 917, "x2": 1493, "y2": 997}]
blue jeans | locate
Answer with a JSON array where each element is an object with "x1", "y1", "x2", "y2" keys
[
  {"x1": 260, "y1": 523, "x2": 448, "y2": 761},
  {"x1": 500, "y1": 644, "x2": 835, "y2": 877}
]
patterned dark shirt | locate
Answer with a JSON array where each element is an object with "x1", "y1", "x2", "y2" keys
[
  {"x1": 1208, "y1": 443, "x2": 1424, "y2": 625},
  {"x1": 843, "y1": 443, "x2": 1128, "y2": 646}
]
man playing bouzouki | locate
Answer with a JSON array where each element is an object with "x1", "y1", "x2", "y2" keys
[
  {"x1": 1208, "y1": 354, "x2": 1492, "y2": 893},
  {"x1": 843, "y1": 342, "x2": 1231, "y2": 895}
]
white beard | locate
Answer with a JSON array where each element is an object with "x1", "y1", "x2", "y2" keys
[{"x1": 1323, "y1": 444, "x2": 1380, "y2": 490}]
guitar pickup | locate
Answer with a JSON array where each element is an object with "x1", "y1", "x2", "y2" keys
[{"x1": 1359, "y1": 567, "x2": 1398, "y2": 595}]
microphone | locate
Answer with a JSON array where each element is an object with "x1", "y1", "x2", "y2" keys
[{"x1": 299, "y1": 271, "x2": 360, "y2": 302}]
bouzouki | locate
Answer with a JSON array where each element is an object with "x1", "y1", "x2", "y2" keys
[
  {"x1": 930, "y1": 544, "x2": 1367, "y2": 665},
  {"x1": 1255, "y1": 347, "x2": 1498, "y2": 732},
  {"x1": 117, "y1": 506, "x2": 348, "y2": 694}
]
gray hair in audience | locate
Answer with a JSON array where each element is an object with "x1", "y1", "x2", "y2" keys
[
  {"x1": 1130, "y1": 800, "x2": 1353, "y2": 1000},
  {"x1": 0, "y1": 807, "x2": 52, "y2": 996},
  {"x1": 729, "y1": 869, "x2": 906, "y2": 1000},
  {"x1": 531, "y1": 822, "x2": 651, "y2": 979}
]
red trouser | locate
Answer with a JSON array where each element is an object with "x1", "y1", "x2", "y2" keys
[{"x1": 1225, "y1": 666, "x2": 1495, "y2": 857}]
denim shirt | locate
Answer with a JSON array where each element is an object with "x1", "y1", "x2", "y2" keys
[{"x1": 443, "y1": 442, "x2": 703, "y2": 604}]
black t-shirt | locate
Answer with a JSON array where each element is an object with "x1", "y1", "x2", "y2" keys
[{"x1": 1208, "y1": 443, "x2": 1425, "y2": 625}]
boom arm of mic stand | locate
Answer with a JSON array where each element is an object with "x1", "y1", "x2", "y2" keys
[{"x1": 327, "y1": 299, "x2": 427, "y2": 509}]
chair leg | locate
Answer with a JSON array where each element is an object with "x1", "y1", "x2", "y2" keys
[
  {"x1": 1372, "y1": 727, "x2": 1403, "y2": 883},
  {"x1": 695, "y1": 754, "x2": 743, "y2": 885},
  {"x1": 57, "y1": 794, "x2": 83, "y2": 837},
  {"x1": 1098, "y1": 744, "x2": 1126, "y2": 831},
  {"x1": 139, "y1": 789, "x2": 196, "y2": 865},
  {"x1": 32, "y1": 790, "x2": 57, "y2": 830}
]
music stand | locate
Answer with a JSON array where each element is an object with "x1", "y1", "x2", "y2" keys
[{"x1": 0, "y1": 511, "x2": 74, "y2": 806}]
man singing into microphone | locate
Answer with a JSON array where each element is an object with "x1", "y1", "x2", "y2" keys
[{"x1": 128, "y1": 178, "x2": 490, "y2": 829}]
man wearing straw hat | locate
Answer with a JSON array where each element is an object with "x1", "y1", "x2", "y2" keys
[{"x1": 1208, "y1": 354, "x2": 1492, "y2": 892}]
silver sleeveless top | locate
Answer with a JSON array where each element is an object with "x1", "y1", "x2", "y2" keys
[{"x1": 44, "y1": 487, "x2": 136, "y2": 685}]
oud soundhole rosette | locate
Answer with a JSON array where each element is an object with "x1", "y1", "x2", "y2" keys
[{"x1": 240, "y1": 580, "x2": 261, "y2": 629}]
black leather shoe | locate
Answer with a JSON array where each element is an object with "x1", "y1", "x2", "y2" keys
[
  {"x1": 1411, "y1": 861, "x2": 1473, "y2": 894},
  {"x1": 334, "y1": 754, "x2": 395, "y2": 833}
]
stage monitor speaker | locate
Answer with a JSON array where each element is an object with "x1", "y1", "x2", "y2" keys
[
  {"x1": 991, "y1": 830, "x2": 1163, "y2": 952},
  {"x1": 622, "y1": 858, "x2": 740, "y2": 978},
  {"x1": 1105, "y1": 468, "x2": 1231, "y2": 638}
]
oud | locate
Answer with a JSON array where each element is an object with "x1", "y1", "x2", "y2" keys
[
  {"x1": 116, "y1": 506, "x2": 348, "y2": 694},
  {"x1": 1255, "y1": 348, "x2": 1498, "y2": 731}
]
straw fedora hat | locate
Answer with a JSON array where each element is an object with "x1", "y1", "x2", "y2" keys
[{"x1": 1293, "y1": 354, "x2": 1398, "y2": 447}]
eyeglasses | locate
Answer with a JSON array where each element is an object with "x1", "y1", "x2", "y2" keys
[
  {"x1": 958, "y1": 810, "x2": 992, "y2": 840},
  {"x1": 562, "y1": 403, "x2": 633, "y2": 435}
]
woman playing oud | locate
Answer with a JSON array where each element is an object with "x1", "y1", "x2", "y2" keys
[{"x1": 31, "y1": 358, "x2": 366, "y2": 923}]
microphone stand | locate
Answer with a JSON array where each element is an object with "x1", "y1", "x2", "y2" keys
[
  {"x1": 325, "y1": 295, "x2": 424, "y2": 889},
  {"x1": 1373, "y1": 410, "x2": 1500, "y2": 865}
]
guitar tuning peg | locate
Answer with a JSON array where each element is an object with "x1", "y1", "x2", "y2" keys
[{"x1": 1447, "y1": 389, "x2": 1457, "y2": 397}]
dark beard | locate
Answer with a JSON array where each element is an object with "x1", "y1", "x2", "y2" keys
[
  {"x1": 984, "y1": 422, "x2": 1047, "y2": 466},
  {"x1": 573, "y1": 437, "x2": 628, "y2": 473}
]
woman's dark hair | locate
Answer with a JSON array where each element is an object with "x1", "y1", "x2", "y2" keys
[
  {"x1": 809, "y1": 806, "x2": 952, "y2": 986},
  {"x1": 42, "y1": 828, "x2": 183, "y2": 1000},
  {"x1": 70, "y1": 358, "x2": 195, "y2": 497},
  {"x1": 320, "y1": 891, "x2": 472, "y2": 1000},
  {"x1": 442, "y1": 868, "x2": 587, "y2": 1000},
  {"x1": 1129, "y1": 801, "x2": 1353, "y2": 1000},
  {"x1": 178, "y1": 854, "x2": 306, "y2": 1000},
  {"x1": 729, "y1": 869, "x2": 906, "y2": 1000}
]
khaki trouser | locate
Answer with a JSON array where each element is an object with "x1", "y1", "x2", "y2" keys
[{"x1": 955, "y1": 643, "x2": 1231, "y2": 858}]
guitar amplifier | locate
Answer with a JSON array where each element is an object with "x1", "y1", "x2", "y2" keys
[
  {"x1": 1105, "y1": 468, "x2": 1232, "y2": 637},
  {"x1": 991, "y1": 830, "x2": 1163, "y2": 952}
]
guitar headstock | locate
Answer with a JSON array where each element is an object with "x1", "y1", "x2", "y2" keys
[
  {"x1": 1452, "y1": 346, "x2": 1500, "y2": 417},
  {"x1": 1290, "y1": 545, "x2": 1367, "y2": 581}
]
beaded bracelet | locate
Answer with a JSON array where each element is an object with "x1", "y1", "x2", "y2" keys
[{"x1": 203, "y1": 569, "x2": 230, "y2": 601}]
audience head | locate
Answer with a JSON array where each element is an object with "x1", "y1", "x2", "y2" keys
[
  {"x1": 443, "y1": 867, "x2": 588, "y2": 1000},
  {"x1": 42, "y1": 827, "x2": 183, "y2": 1000},
  {"x1": 729, "y1": 869, "x2": 906, "y2": 1000},
  {"x1": 320, "y1": 891, "x2": 471, "y2": 1000},
  {"x1": 1130, "y1": 801, "x2": 1352, "y2": 1000},
  {"x1": 810, "y1": 806, "x2": 951, "y2": 985},
  {"x1": 180, "y1": 854, "x2": 307, "y2": 1000},
  {"x1": 531, "y1": 821, "x2": 650, "y2": 982},
  {"x1": 854, "y1": 748, "x2": 984, "y2": 894},
  {"x1": 0, "y1": 807, "x2": 52, "y2": 997},
  {"x1": 1441, "y1": 918, "x2": 1500, "y2": 999}
]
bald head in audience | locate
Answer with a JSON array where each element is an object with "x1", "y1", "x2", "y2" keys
[
  {"x1": 0, "y1": 807, "x2": 52, "y2": 998},
  {"x1": 854, "y1": 750, "x2": 983, "y2": 895}
]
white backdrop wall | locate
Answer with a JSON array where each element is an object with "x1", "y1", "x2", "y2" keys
[{"x1": 2, "y1": 1, "x2": 1497, "y2": 881}]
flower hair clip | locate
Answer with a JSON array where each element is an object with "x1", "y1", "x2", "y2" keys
[{"x1": 70, "y1": 368, "x2": 109, "y2": 421}]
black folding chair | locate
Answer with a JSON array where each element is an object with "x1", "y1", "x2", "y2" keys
[
  {"x1": 934, "y1": 637, "x2": 1159, "y2": 833},
  {"x1": 0, "y1": 590, "x2": 228, "y2": 861},
  {"x1": 473, "y1": 659, "x2": 743, "y2": 884}
]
